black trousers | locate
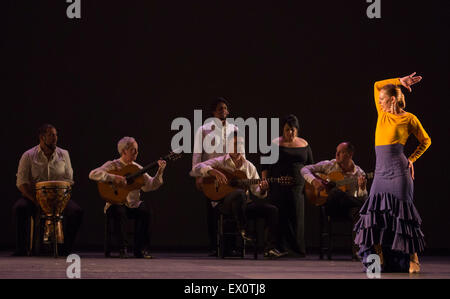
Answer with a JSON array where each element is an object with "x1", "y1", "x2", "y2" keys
[
  {"x1": 106, "y1": 202, "x2": 150, "y2": 253},
  {"x1": 325, "y1": 188, "x2": 364, "y2": 221},
  {"x1": 13, "y1": 197, "x2": 83, "y2": 254},
  {"x1": 246, "y1": 200, "x2": 279, "y2": 251},
  {"x1": 216, "y1": 190, "x2": 247, "y2": 231},
  {"x1": 325, "y1": 188, "x2": 364, "y2": 255},
  {"x1": 203, "y1": 193, "x2": 218, "y2": 252}
]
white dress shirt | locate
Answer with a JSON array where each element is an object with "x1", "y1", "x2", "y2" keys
[
  {"x1": 16, "y1": 145, "x2": 74, "y2": 188},
  {"x1": 300, "y1": 159, "x2": 368, "y2": 200},
  {"x1": 89, "y1": 158, "x2": 163, "y2": 213},
  {"x1": 192, "y1": 119, "x2": 242, "y2": 206},
  {"x1": 191, "y1": 154, "x2": 267, "y2": 199},
  {"x1": 192, "y1": 119, "x2": 241, "y2": 168}
]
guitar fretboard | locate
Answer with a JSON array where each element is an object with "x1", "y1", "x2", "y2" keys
[
  {"x1": 330, "y1": 172, "x2": 374, "y2": 187},
  {"x1": 237, "y1": 177, "x2": 289, "y2": 186},
  {"x1": 126, "y1": 151, "x2": 182, "y2": 180}
]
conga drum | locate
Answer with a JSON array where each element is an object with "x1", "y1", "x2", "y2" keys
[{"x1": 35, "y1": 181, "x2": 72, "y2": 257}]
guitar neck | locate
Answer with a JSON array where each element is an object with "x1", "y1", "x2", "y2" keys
[
  {"x1": 332, "y1": 172, "x2": 374, "y2": 187},
  {"x1": 239, "y1": 177, "x2": 283, "y2": 185},
  {"x1": 126, "y1": 152, "x2": 179, "y2": 180},
  {"x1": 127, "y1": 161, "x2": 159, "y2": 180},
  {"x1": 334, "y1": 177, "x2": 356, "y2": 187}
]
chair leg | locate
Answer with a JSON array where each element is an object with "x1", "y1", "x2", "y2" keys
[
  {"x1": 104, "y1": 215, "x2": 113, "y2": 257},
  {"x1": 319, "y1": 208, "x2": 324, "y2": 260},
  {"x1": 327, "y1": 216, "x2": 332, "y2": 260},
  {"x1": 28, "y1": 216, "x2": 34, "y2": 256},
  {"x1": 33, "y1": 213, "x2": 43, "y2": 256},
  {"x1": 218, "y1": 214, "x2": 225, "y2": 259},
  {"x1": 320, "y1": 207, "x2": 331, "y2": 260},
  {"x1": 218, "y1": 214, "x2": 248, "y2": 259}
]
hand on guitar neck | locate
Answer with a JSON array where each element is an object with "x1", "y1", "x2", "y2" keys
[
  {"x1": 357, "y1": 175, "x2": 367, "y2": 190},
  {"x1": 259, "y1": 180, "x2": 269, "y2": 193},
  {"x1": 112, "y1": 160, "x2": 166, "y2": 188}
]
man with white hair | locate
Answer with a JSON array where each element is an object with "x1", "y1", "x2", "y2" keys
[{"x1": 89, "y1": 136, "x2": 166, "y2": 259}]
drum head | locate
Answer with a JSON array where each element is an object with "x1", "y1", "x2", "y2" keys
[{"x1": 35, "y1": 180, "x2": 71, "y2": 189}]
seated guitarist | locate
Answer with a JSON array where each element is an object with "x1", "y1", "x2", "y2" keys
[
  {"x1": 191, "y1": 134, "x2": 287, "y2": 258},
  {"x1": 300, "y1": 142, "x2": 368, "y2": 260},
  {"x1": 89, "y1": 136, "x2": 166, "y2": 259}
]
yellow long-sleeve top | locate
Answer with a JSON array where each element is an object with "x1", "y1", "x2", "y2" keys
[{"x1": 374, "y1": 78, "x2": 431, "y2": 163}]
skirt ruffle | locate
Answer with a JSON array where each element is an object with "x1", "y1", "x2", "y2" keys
[{"x1": 354, "y1": 192, "x2": 425, "y2": 255}]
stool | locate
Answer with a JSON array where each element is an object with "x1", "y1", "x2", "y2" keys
[
  {"x1": 28, "y1": 207, "x2": 65, "y2": 258},
  {"x1": 217, "y1": 214, "x2": 245, "y2": 258},
  {"x1": 319, "y1": 206, "x2": 353, "y2": 260}
]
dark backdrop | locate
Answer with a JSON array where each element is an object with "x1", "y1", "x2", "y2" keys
[{"x1": 2, "y1": 0, "x2": 449, "y2": 251}]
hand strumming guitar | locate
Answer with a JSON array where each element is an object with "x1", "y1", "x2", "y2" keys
[
  {"x1": 113, "y1": 175, "x2": 127, "y2": 187},
  {"x1": 207, "y1": 169, "x2": 228, "y2": 185},
  {"x1": 312, "y1": 178, "x2": 327, "y2": 192}
]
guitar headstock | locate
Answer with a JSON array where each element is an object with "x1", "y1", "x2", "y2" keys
[
  {"x1": 278, "y1": 176, "x2": 294, "y2": 186},
  {"x1": 166, "y1": 151, "x2": 183, "y2": 161}
]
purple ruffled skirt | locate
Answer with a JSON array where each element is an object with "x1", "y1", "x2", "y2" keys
[{"x1": 354, "y1": 144, "x2": 425, "y2": 272}]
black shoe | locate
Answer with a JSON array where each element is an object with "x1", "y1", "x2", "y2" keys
[
  {"x1": 119, "y1": 248, "x2": 128, "y2": 259},
  {"x1": 228, "y1": 249, "x2": 244, "y2": 257},
  {"x1": 105, "y1": 251, "x2": 112, "y2": 258},
  {"x1": 208, "y1": 250, "x2": 218, "y2": 257},
  {"x1": 134, "y1": 250, "x2": 153, "y2": 259},
  {"x1": 264, "y1": 248, "x2": 288, "y2": 259}
]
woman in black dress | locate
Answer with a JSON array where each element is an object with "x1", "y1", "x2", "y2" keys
[{"x1": 262, "y1": 115, "x2": 314, "y2": 256}]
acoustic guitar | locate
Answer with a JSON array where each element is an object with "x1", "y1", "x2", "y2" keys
[
  {"x1": 198, "y1": 168, "x2": 293, "y2": 201},
  {"x1": 97, "y1": 151, "x2": 182, "y2": 204},
  {"x1": 305, "y1": 171, "x2": 374, "y2": 206}
]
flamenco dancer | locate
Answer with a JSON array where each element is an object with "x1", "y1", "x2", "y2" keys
[{"x1": 354, "y1": 72, "x2": 431, "y2": 273}]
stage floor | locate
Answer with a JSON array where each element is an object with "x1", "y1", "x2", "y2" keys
[{"x1": 1, "y1": 251, "x2": 450, "y2": 279}]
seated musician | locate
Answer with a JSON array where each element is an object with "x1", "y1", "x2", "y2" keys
[
  {"x1": 89, "y1": 136, "x2": 166, "y2": 259},
  {"x1": 191, "y1": 134, "x2": 287, "y2": 258},
  {"x1": 300, "y1": 142, "x2": 368, "y2": 260},
  {"x1": 13, "y1": 124, "x2": 83, "y2": 256}
]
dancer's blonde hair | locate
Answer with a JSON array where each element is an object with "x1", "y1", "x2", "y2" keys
[{"x1": 381, "y1": 84, "x2": 406, "y2": 111}]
